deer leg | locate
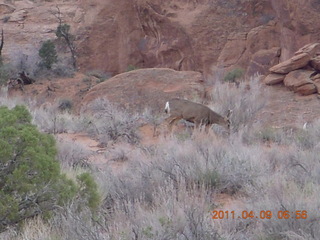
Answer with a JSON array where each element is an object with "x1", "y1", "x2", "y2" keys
[
  {"x1": 165, "y1": 116, "x2": 181, "y2": 133},
  {"x1": 204, "y1": 125, "x2": 211, "y2": 133}
]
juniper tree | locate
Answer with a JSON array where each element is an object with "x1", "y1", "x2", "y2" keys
[{"x1": 0, "y1": 105, "x2": 100, "y2": 232}]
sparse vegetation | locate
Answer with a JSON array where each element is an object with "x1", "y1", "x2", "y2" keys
[
  {"x1": 0, "y1": 105, "x2": 76, "y2": 232},
  {"x1": 58, "y1": 98, "x2": 73, "y2": 112},
  {"x1": 223, "y1": 67, "x2": 245, "y2": 83},
  {"x1": 0, "y1": 75, "x2": 320, "y2": 239},
  {"x1": 83, "y1": 98, "x2": 141, "y2": 145},
  {"x1": 38, "y1": 40, "x2": 58, "y2": 70},
  {"x1": 211, "y1": 76, "x2": 268, "y2": 132},
  {"x1": 0, "y1": 63, "x2": 14, "y2": 86}
]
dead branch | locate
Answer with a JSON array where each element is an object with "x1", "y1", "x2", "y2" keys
[{"x1": 0, "y1": 29, "x2": 3, "y2": 56}]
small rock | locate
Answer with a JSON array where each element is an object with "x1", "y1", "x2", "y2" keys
[
  {"x1": 269, "y1": 53, "x2": 310, "y2": 74},
  {"x1": 264, "y1": 73, "x2": 285, "y2": 85}
]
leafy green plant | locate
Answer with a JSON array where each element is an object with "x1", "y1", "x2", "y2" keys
[
  {"x1": 39, "y1": 40, "x2": 58, "y2": 69},
  {"x1": 0, "y1": 105, "x2": 76, "y2": 232},
  {"x1": 76, "y1": 173, "x2": 100, "y2": 211},
  {"x1": 223, "y1": 68, "x2": 244, "y2": 82},
  {"x1": 0, "y1": 105, "x2": 100, "y2": 232}
]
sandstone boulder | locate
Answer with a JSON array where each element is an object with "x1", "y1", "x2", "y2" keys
[
  {"x1": 312, "y1": 78, "x2": 320, "y2": 94},
  {"x1": 310, "y1": 56, "x2": 320, "y2": 71},
  {"x1": 264, "y1": 73, "x2": 285, "y2": 85},
  {"x1": 295, "y1": 84, "x2": 317, "y2": 95},
  {"x1": 295, "y1": 43, "x2": 320, "y2": 57},
  {"x1": 283, "y1": 70, "x2": 316, "y2": 95},
  {"x1": 269, "y1": 53, "x2": 310, "y2": 74},
  {"x1": 81, "y1": 68, "x2": 204, "y2": 113}
]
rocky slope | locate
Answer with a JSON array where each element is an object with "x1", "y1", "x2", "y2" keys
[{"x1": 2, "y1": 0, "x2": 320, "y2": 80}]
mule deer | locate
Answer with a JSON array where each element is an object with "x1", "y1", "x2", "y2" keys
[{"x1": 164, "y1": 98, "x2": 231, "y2": 132}]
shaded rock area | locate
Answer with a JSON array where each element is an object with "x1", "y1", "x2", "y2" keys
[{"x1": 265, "y1": 43, "x2": 320, "y2": 96}]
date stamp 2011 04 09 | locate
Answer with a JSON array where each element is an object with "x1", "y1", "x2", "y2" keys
[{"x1": 212, "y1": 210, "x2": 308, "y2": 220}]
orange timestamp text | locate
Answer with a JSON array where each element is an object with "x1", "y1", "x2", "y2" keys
[{"x1": 212, "y1": 210, "x2": 308, "y2": 220}]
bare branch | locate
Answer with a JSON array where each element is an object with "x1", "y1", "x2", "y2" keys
[{"x1": 0, "y1": 29, "x2": 3, "y2": 56}]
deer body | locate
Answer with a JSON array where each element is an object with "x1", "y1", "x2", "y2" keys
[{"x1": 164, "y1": 98, "x2": 230, "y2": 132}]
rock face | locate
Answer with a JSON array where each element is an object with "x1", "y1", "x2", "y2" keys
[
  {"x1": 246, "y1": 47, "x2": 281, "y2": 77},
  {"x1": 81, "y1": 68, "x2": 204, "y2": 113},
  {"x1": 3, "y1": 0, "x2": 320, "y2": 78},
  {"x1": 269, "y1": 53, "x2": 310, "y2": 74},
  {"x1": 265, "y1": 43, "x2": 320, "y2": 95}
]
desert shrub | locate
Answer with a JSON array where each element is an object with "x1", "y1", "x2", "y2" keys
[
  {"x1": 211, "y1": 75, "x2": 268, "y2": 132},
  {"x1": 83, "y1": 98, "x2": 140, "y2": 145},
  {"x1": 0, "y1": 63, "x2": 14, "y2": 86},
  {"x1": 39, "y1": 40, "x2": 58, "y2": 70},
  {"x1": 76, "y1": 173, "x2": 100, "y2": 211},
  {"x1": 31, "y1": 103, "x2": 91, "y2": 134},
  {"x1": 51, "y1": 63, "x2": 75, "y2": 78},
  {"x1": 56, "y1": 137, "x2": 93, "y2": 168},
  {"x1": 58, "y1": 98, "x2": 73, "y2": 112},
  {"x1": 244, "y1": 147, "x2": 320, "y2": 239},
  {"x1": 0, "y1": 105, "x2": 77, "y2": 232},
  {"x1": 223, "y1": 67, "x2": 244, "y2": 82}
]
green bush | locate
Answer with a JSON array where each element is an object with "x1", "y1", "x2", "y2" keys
[
  {"x1": 223, "y1": 68, "x2": 245, "y2": 82},
  {"x1": 0, "y1": 105, "x2": 100, "y2": 232},
  {"x1": 56, "y1": 24, "x2": 72, "y2": 39},
  {"x1": 77, "y1": 173, "x2": 100, "y2": 211},
  {"x1": 39, "y1": 40, "x2": 58, "y2": 69}
]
